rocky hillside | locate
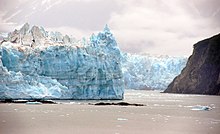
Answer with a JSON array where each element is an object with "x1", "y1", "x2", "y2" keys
[{"x1": 164, "y1": 34, "x2": 220, "y2": 95}]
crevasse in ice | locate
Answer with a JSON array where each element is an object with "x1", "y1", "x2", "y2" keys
[{"x1": 0, "y1": 23, "x2": 124, "y2": 99}]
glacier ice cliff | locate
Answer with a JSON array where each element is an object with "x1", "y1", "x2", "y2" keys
[
  {"x1": 0, "y1": 23, "x2": 124, "y2": 100},
  {"x1": 0, "y1": 58, "x2": 70, "y2": 99},
  {"x1": 122, "y1": 53, "x2": 187, "y2": 90}
]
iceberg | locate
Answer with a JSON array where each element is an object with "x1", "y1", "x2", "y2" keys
[
  {"x1": 122, "y1": 53, "x2": 187, "y2": 90},
  {"x1": 190, "y1": 105, "x2": 212, "y2": 111},
  {"x1": 0, "y1": 23, "x2": 124, "y2": 100}
]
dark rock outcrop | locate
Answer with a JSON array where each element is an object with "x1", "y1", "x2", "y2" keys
[
  {"x1": 164, "y1": 34, "x2": 220, "y2": 95},
  {"x1": 90, "y1": 102, "x2": 145, "y2": 106}
]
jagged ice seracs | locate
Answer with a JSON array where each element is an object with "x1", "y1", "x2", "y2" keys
[
  {"x1": 0, "y1": 23, "x2": 187, "y2": 99},
  {"x1": 0, "y1": 23, "x2": 124, "y2": 100},
  {"x1": 122, "y1": 53, "x2": 187, "y2": 90}
]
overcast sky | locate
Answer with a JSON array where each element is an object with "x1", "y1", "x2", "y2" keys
[{"x1": 0, "y1": 0, "x2": 219, "y2": 56}]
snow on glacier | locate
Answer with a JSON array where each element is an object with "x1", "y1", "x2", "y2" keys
[
  {"x1": 0, "y1": 23, "x2": 124, "y2": 100},
  {"x1": 122, "y1": 53, "x2": 187, "y2": 90}
]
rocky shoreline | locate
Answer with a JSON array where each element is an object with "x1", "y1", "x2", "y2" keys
[{"x1": 164, "y1": 34, "x2": 220, "y2": 95}]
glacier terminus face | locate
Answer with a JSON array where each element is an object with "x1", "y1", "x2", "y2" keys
[
  {"x1": 0, "y1": 23, "x2": 124, "y2": 100},
  {"x1": 122, "y1": 53, "x2": 187, "y2": 90},
  {"x1": 0, "y1": 23, "x2": 188, "y2": 100}
]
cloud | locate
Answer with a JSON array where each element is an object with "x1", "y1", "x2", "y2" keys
[
  {"x1": 109, "y1": 0, "x2": 220, "y2": 56},
  {"x1": 0, "y1": 0, "x2": 219, "y2": 56}
]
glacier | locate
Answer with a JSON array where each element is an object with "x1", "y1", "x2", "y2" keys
[
  {"x1": 0, "y1": 23, "x2": 124, "y2": 100},
  {"x1": 122, "y1": 53, "x2": 187, "y2": 90},
  {"x1": 0, "y1": 23, "x2": 188, "y2": 100}
]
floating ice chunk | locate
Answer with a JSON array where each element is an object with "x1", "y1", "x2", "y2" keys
[
  {"x1": 153, "y1": 104, "x2": 160, "y2": 106},
  {"x1": 26, "y1": 102, "x2": 42, "y2": 105},
  {"x1": 191, "y1": 106, "x2": 212, "y2": 111},
  {"x1": 117, "y1": 118, "x2": 128, "y2": 121}
]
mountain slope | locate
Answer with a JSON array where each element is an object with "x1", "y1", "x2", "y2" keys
[{"x1": 164, "y1": 34, "x2": 220, "y2": 95}]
